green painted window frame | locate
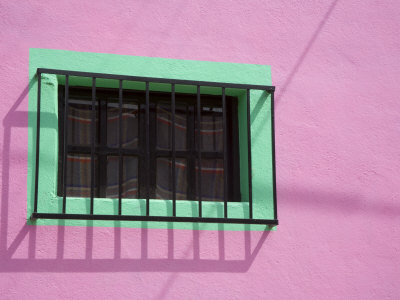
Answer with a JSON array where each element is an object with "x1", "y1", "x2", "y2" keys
[{"x1": 28, "y1": 48, "x2": 275, "y2": 231}]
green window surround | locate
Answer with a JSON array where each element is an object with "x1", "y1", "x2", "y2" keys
[{"x1": 28, "y1": 48, "x2": 275, "y2": 231}]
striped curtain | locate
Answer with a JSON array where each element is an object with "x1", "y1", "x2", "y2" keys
[{"x1": 66, "y1": 102, "x2": 224, "y2": 201}]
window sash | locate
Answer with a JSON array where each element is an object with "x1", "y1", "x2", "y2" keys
[{"x1": 57, "y1": 86, "x2": 240, "y2": 202}]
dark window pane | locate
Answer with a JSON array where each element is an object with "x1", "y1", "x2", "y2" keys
[
  {"x1": 156, "y1": 104, "x2": 187, "y2": 151},
  {"x1": 198, "y1": 106, "x2": 223, "y2": 152},
  {"x1": 105, "y1": 155, "x2": 119, "y2": 198},
  {"x1": 196, "y1": 159, "x2": 224, "y2": 201},
  {"x1": 59, "y1": 87, "x2": 239, "y2": 202},
  {"x1": 156, "y1": 158, "x2": 187, "y2": 200},
  {"x1": 66, "y1": 153, "x2": 98, "y2": 197},
  {"x1": 107, "y1": 102, "x2": 139, "y2": 149},
  {"x1": 67, "y1": 101, "x2": 98, "y2": 146},
  {"x1": 106, "y1": 156, "x2": 138, "y2": 198},
  {"x1": 122, "y1": 156, "x2": 139, "y2": 198}
]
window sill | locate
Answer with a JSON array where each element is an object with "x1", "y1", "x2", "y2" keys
[{"x1": 31, "y1": 197, "x2": 277, "y2": 224}]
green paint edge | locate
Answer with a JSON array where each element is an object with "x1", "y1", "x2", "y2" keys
[{"x1": 28, "y1": 48, "x2": 275, "y2": 231}]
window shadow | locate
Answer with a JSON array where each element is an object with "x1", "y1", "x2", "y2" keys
[
  {"x1": 0, "y1": 81, "x2": 271, "y2": 273},
  {"x1": 0, "y1": 223, "x2": 271, "y2": 273}
]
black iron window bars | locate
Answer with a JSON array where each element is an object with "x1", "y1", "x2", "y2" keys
[{"x1": 31, "y1": 68, "x2": 278, "y2": 226}]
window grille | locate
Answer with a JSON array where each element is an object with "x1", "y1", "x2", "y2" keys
[{"x1": 31, "y1": 68, "x2": 278, "y2": 226}]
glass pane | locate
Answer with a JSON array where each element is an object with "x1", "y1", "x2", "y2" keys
[
  {"x1": 123, "y1": 156, "x2": 138, "y2": 198},
  {"x1": 66, "y1": 153, "x2": 98, "y2": 197},
  {"x1": 107, "y1": 102, "x2": 139, "y2": 149},
  {"x1": 106, "y1": 156, "x2": 119, "y2": 198},
  {"x1": 67, "y1": 100, "x2": 98, "y2": 146},
  {"x1": 198, "y1": 106, "x2": 223, "y2": 152},
  {"x1": 156, "y1": 104, "x2": 187, "y2": 151},
  {"x1": 106, "y1": 156, "x2": 138, "y2": 198},
  {"x1": 196, "y1": 159, "x2": 224, "y2": 201},
  {"x1": 156, "y1": 158, "x2": 187, "y2": 200}
]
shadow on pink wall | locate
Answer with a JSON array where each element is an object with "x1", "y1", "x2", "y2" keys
[
  {"x1": 0, "y1": 0, "x2": 366, "y2": 275},
  {"x1": 0, "y1": 81, "x2": 270, "y2": 273}
]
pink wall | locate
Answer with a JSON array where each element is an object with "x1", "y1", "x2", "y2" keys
[{"x1": 1, "y1": 0, "x2": 399, "y2": 299}]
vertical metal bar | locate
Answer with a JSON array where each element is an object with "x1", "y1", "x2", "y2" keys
[
  {"x1": 145, "y1": 82, "x2": 150, "y2": 216},
  {"x1": 99, "y1": 101, "x2": 108, "y2": 197},
  {"x1": 196, "y1": 85, "x2": 202, "y2": 217},
  {"x1": 90, "y1": 78, "x2": 96, "y2": 215},
  {"x1": 33, "y1": 71, "x2": 41, "y2": 213},
  {"x1": 222, "y1": 87, "x2": 228, "y2": 218},
  {"x1": 118, "y1": 80, "x2": 123, "y2": 215},
  {"x1": 270, "y1": 91, "x2": 278, "y2": 220},
  {"x1": 247, "y1": 89, "x2": 253, "y2": 219},
  {"x1": 185, "y1": 105, "x2": 195, "y2": 201},
  {"x1": 171, "y1": 84, "x2": 176, "y2": 216},
  {"x1": 62, "y1": 75, "x2": 69, "y2": 214}
]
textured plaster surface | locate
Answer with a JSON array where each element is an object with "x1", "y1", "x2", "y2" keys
[{"x1": 1, "y1": 0, "x2": 400, "y2": 299}]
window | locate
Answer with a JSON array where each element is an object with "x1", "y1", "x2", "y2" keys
[
  {"x1": 28, "y1": 48, "x2": 277, "y2": 230},
  {"x1": 57, "y1": 86, "x2": 240, "y2": 202}
]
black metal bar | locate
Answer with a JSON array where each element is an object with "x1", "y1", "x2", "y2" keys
[
  {"x1": 66, "y1": 145, "x2": 223, "y2": 158},
  {"x1": 31, "y1": 212, "x2": 279, "y2": 225},
  {"x1": 118, "y1": 80, "x2": 123, "y2": 215},
  {"x1": 222, "y1": 88, "x2": 228, "y2": 218},
  {"x1": 171, "y1": 84, "x2": 176, "y2": 216},
  {"x1": 98, "y1": 100, "x2": 108, "y2": 197},
  {"x1": 33, "y1": 71, "x2": 41, "y2": 213},
  {"x1": 186, "y1": 104, "x2": 196, "y2": 200},
  {"x1": 38, "y1": 68, "x2": 275, "y2": 92},
  {"x1": 68, "y1": 145, "x2": 139, "y2": 155},
  {"x1": 247, "y1": 89, "x2": 253, "y2": 219},
  {"x1": 196, "y1": 85, "x2": 202, "y2": 217},
  {"x1": 145, "y1": 82, "x2": 150, "y2": 216},
  {"x1": 90, "y1": 78, "x2": 96, "y2": 214},
  {"x1": 270, "y1": 91, "x2": 278, "y2": 220},
  {"x1": 62, "y1": 75, "x2": 69, "y2": 214}
]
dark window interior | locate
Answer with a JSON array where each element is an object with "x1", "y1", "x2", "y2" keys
[{"x1": 57, "y1": 86, "x2": 240, "y2": 202}]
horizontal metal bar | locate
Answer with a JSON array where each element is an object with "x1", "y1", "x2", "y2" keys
[
  {"x1": 37, "y1": 68, "x2": 275, "y2": 92},
  {"x1": 67, "y1": 145, "x2": 223, "y2": 158},
  {"x1": 68, "y1": 145, "x2": 138, "y2": 155},
  {"x1": 31, "y1": 212, "x2": 278, "y2": 225}
]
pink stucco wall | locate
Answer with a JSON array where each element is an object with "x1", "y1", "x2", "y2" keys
[{"x1": 1, "y1": 0, "x2": 399, "y2": 299}]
